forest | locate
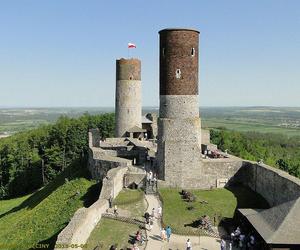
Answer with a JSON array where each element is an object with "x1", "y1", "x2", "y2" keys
[
  {"x1": 0, "y1": 113, "x2": 114, "y2": 199},
  {"x1": 0, "y1": 113, "x2": 299, "y2": 199},
  {"x1": 210, "y1": 129, "x2": 300, "y2": 178}
]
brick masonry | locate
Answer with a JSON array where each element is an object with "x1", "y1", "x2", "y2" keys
[{"x1": 159, "y1": 28, "x2": 199, "y2": 95}]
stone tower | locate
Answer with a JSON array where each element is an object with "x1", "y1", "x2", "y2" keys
[
  {"x1": 157, "y1": 28, "x2": 202, "y2": 188},
  {"x1": 115, "y1": 58, "x2": 142, "y2": 137}
]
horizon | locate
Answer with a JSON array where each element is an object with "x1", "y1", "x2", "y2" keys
[
  {"x1": 0, "y1": 1, "x2": 300, "y2": 107},
  {"x1": 1, "y1": 105, "x2": 300, "y2": 109}
]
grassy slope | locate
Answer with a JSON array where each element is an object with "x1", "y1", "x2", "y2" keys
[
  {"x1": 0, "y1": 166, "x2": 96, "y2": 250},
  {"x1": 0, "y1": 194, "x2": 31, "y2": 215},
  {"x1": 159, "y1": 186, "x2": 269, "y2": 234}
]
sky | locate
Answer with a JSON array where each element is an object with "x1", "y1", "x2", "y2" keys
[{"x1": 0, "y1": 0, "x2": 299, "y2": 107}]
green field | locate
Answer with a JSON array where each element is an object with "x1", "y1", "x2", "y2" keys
[
  {"x1": 159, "y1": 186, "x2": 269, "y2": 235},
  {"x1": 0, "y1": 166, "x2": 97, "y2": 250},
  {"x1": 202, "y1": 118, "x2": 300, "y2": 137},
  {"x1": 1, "y1": 106, "x2": 300, "y2": 137}
]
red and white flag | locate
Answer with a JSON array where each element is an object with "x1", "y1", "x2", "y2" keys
[{"x1": 128, "y1": 42, "x2": 136, "y2": 48}]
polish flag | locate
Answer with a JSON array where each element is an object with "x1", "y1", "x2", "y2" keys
[{"x1": 128, "y1": 43, "x2": 136, "y2": 48}]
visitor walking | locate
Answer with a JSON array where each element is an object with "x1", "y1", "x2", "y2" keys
[
  {"x1": 149, "y1": 170, "x2": 153, "y2": 182},
  {"x1": 186, "y1": 238, "x2": 192, "y2": 250},
  {"x1": 113, "y1": 205, "x2": 118, "y2": 216},
  {"x1": 151, "y1": 207, "x2": 155, "y2": 218},
  {"x1": 108, "y1": 195, "x2": 113, "y2": 208},
  {"x1": 166, "y1": 226, "x2": 172, "y2": 242},
  {"x1": 157, "y1": 205, "x2": 162, "y2": 218},
  {"x1": 148, "y1": 217, "x2": 153, "y2": 231},
  {"x1": 220, "y1": 239, "x2": 226, "y2": 250},
  {"x1": 160, "y1": 227, "x2": 166, "y2": 241}
]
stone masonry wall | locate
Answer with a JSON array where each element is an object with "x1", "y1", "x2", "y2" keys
[
  {"x1": 55, "y1": 166, "x2": 128, "y2": 250},
  {"x1": 235, "y1": 161, "x2": 300, "y2": 207}
]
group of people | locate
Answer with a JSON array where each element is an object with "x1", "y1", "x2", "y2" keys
[
  {"x1": 160, "y1": 226, "x2": 172, "y2": 242},
  {"x1": 228, "y1": 226, "x2": 256, "y2": 249},
  {"x1": 199, "y1": 215, "x2": 213, "y2": 231},
  {"x1": 144, "y1": 205, "x2": 162, "y2": 231},
  {"x1": 146, "y1": 170, "x2": 157, "y2": 184}
]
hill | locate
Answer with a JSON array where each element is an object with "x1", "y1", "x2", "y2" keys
[{"x1": 0, "y1": 165, "x2": 98, "y2": 250}]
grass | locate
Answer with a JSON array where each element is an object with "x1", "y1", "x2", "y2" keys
[
  {"x1": 113, "y1": 189, "x2": 146, "y2": 218},
  {"x1": 0, "y1": 165, "x2": 98, "y2": 250},
  {"x1": 159, "y1": 186, "x2": 269, "y2": 235},
  {"x1": 85, "y1": 189, "x2": 146, "y2": 250},
  {"x1": 0, "y1": 194, "x2": 31, "y2": 215},
  {"x1": 86, "y1": 218, "x2": 141, "y2": 250}
]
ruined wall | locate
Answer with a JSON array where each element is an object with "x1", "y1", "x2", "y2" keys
[
  {"x1": 55, "y1": 166, "x2": 128, "y2": 250},
  {"x1": 88, "y1": 153, "x2": 131, "y2": 180}
]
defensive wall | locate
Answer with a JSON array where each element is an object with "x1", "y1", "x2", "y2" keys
[
  {"x1": 55, "y1": 166, "x2": 128, "y2": 250},
  {"x1": 159, "y1": 154, "x2": 300, "y2": 207},
  {"x1": 236, "y1": 161, "x2": 300, "y2": 207}
]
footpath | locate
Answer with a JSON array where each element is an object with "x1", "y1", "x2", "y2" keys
[{"x1": 145, "y1": 194, "x2": 221, "y2": 250}]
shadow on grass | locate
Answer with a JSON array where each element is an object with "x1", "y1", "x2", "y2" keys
[
  {"x1": 81, "y1": 181, "x2": 102, "y2": 208},
  {"x1": 0, "y1": 160, "x2": 91, "y2": 219},
  {"x1": 31, "y1": 225, "x2": 66, "y2": 250}
]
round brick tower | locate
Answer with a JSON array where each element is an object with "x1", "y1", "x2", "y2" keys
[
  {"x1": 115, "y1": 58, "x2": 142, "y2": 137},
  {"x1": 157, "y1": 28, "x2": 202, "y2": 187}
]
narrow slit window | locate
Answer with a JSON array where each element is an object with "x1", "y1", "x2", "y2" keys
[
  {"x1": 162, "y1": 48, "x2": 165, "y2": 57},
  {"x1": 191, "y1": 48, "x2": 195, "y2": 57},
  {"x1": 176, "y1": 69, "x2": 181, "y2": 79}
]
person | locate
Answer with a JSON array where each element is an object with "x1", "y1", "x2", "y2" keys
[
  {"x1": 144, "y1": 211, "x2": 150, "y2": 224},
  {"x1": 157, "y1": 206, "x2": 162, "y2": 218},
  {"x1": 109, "y1": 245, "x2": 117, "y2": 250},
  {"x1": 149, "y1": 170, "x2": 153, "y2": 181},
  {"x1": 220, "y1": 239, "x2": 226, "y2": 250},
  {"x1": 135, "y1": 230, "x2": 141, "y2": 243},
  {"x1": 160, "y1": 227, "x2": 166, "y2": 241},
  {"x1": 229, "y1": 241, "x2": 232, "y2": 250},
  {"x1": 239, "y1": 233, "x2": 245, "y2": 248},
  {"x1": 108, "y1": 195, "x2": 113, "y2": 208},
  {"x1": 148, "y1": 217, "x2": 154, "y2": 231},
  {"x1": 151, "y1": 207, "x2": 155, "y2": 218},
  {"x1": 186, "y1": 238, "x2": 192, "y2": 250},
  {"x1": 166, "y1": 226, "x2": 172, "y2": 242},
  {"x1": 131, "y1": 243, "x2": 139, "y2": 250},
  {"x1": 113, "y1": 205, "x2": 118, "y2": 215},
  {"x1": 248, "y1": 234, "x2": 255, "y2": 249}
]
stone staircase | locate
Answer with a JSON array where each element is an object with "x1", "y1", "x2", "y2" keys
[{"x1": 144, "y1": 180, "x2": 158, "y2": 194}]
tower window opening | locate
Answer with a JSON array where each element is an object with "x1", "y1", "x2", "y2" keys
[
  {"x1": 162, "y1": 48, "x2": 165, "y2": 57},
  {"x1": 176, "y1": 69, "x2": 181, "y2": 79},
  {"x1": 191, "y1": 48, "x2": 195, "y2": 57}
]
